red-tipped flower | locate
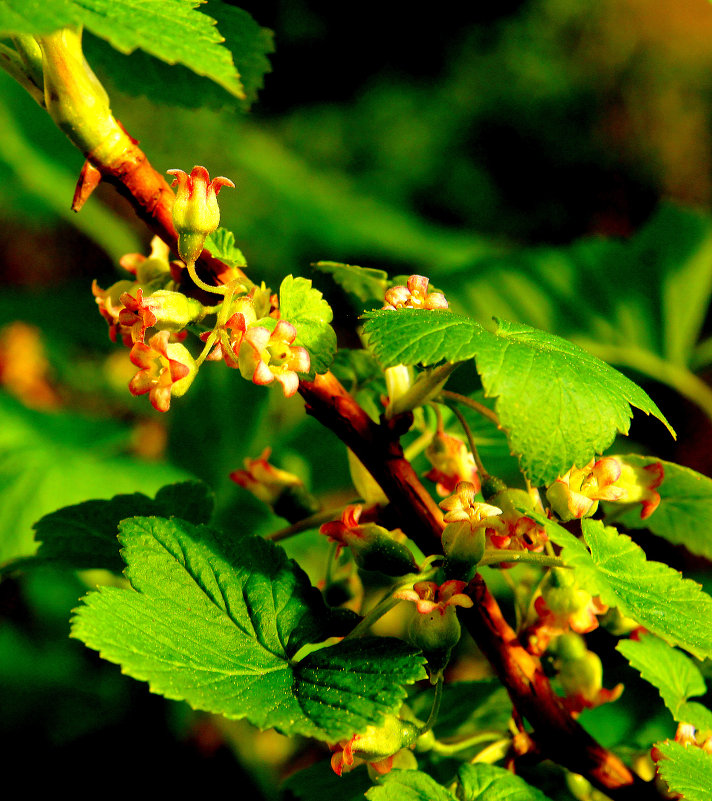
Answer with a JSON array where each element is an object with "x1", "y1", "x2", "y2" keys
[{"x1": 167, "y1": 166, "x2": 234, "y2": 264}]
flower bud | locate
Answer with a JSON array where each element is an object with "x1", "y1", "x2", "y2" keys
[
  {"x1": 167, "y1": 166, "x2": 235, "y2": 264},
  {"x1": 128, "y1": 331, "x2": 197, "y2": 412},
  {"x1": 230, "y1": 448, "x2": 320, "y2": 523}
]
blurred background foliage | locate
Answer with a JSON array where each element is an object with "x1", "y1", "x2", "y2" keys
[{"x1": 3, "y1": 0, "x2": 712, "y2": 796}]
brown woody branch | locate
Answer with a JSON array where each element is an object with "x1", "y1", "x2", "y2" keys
[{"x1": 70, "y1": 129, "x2": 662, "y2": 800}]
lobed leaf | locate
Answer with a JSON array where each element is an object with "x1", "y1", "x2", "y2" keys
[
  {"x1": 655, "y1": 741, "x2": 712, "y2": 801},
  {"x1": 204, "y1": 227, "x2": 247, "y2": 269},
  {"x1": 457, "y1": 763, "x2": 554, "y2": 801},
  {"x1": 366, "y1": 770, "x2": 457, "y2": 801},
  {"x1": 31, "y1": 481, "x2": 214, "y2": 572},
  {"x1": 362, "y1": 310, "x2": 673, "y2": 485},
  {"x1": 71, "y1": 517, "x2": 425, "y2": 741},
  {"x1": 313, "y1": 261, "x2": 389, "y2": 307},
  {"x1": 617, "y1": 634, "x2": 712, "y2": 733},
  {"x1": 279, "y1": 274, "x2": 337, "y2": 376},
  {"x1": 544, "y1": 517, "x2": 712, "y2": 660},
  {"x1": 0, "y1": 0, "x2": 248, "y2": 99}
]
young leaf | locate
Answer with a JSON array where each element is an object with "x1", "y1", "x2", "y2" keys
[
  {"x1": 456, "y1": 763, "x2": 554, "y2": 801},
  {"x1": 655, "y1": 741, "x2": 712, "y2": 801},
  {"x1": 279, "y1": 275, "x2": 337, "y2": 376},
  {"x1": 362, "y1": 310, "x2": 673, "y2": 485},
  {"x1": 544, "y1": 517, "x2": 712, "y2": 659},
  {"x1": 30, "y1": 481, "x2": 214, "y2": 572},
  {"x1": 607, "y1": 455, "x2": 712, "y2": 561},
  {"x1": 204, "y1": 227, "x2": 247, "y2": 269},
  {"x1": 366, "y1": 770, "x2": 457, "y2": 801},
  {"x1": 313, "y1": 261, "x2": 389, "y2": 307},
  {"x1": 71, "y1": 517, "x2": 425, "y2": 741},
  {"x1": 617, "y1": 634, "x2": 712, "y2": 733}
]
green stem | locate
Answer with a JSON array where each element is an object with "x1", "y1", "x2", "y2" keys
[
  {"x1": 448, "y1": 401, "x2": 489, "y2": 478},
  {"x1": 439, "y1": 389, "x2": 500, "y2": 427},
  {"x1": 478, "y1": 550, "x2": 567, "y2": 569},
  {"x1": 186, "y1": 259, "x2": 228, "y2": 296},
  {"x1": 430, "y1": 730, "x2": 503, "y2": 756},
  {"x1": 420, "y1": 677, "x2": 443, "y2": 735},
  {"x1": 0, "y1": 42, "x2": 44, "y2": 106},
  {"x1": 471, "y1": 738, "x2": 511, "y2": 764},
  {"x1": 264, "y1": 506, "x2": 351, "y2": 542}
]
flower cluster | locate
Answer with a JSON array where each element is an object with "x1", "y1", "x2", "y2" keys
[
  {"x1": 382, "y1": 275, "x2": 448, "y2": 311},
  {"x1": 553, "y1": 633, "x2": 623, "y2": 715},
  {"x1": 91, "y1": 168, "x2": 314, "y2": 411},
  {"x1": 546, "y1": 456, "x2": 664, "y2": 521}
]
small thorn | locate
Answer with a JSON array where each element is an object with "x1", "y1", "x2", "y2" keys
[{"x1": 72, "y1": 160, "x2": 102, "y2": 211}]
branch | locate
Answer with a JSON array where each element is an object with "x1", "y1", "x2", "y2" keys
[{"x1": 32, "y1": 55, "x2": 663, "y2": 798}]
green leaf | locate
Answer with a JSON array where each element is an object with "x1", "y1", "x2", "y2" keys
[
  {"x1": 408, "y1": 680, "x2": 512, "y2": 740},
  {"x1": 282, "y1": 762, "x2": 372, "y2": 801},
  {"x1": 0, "y1": 0, "x2": 249, "y2": 99},
  {"x1": 545, "y1": 517, "x2": 712, "y2": 660},
  {"x1": 362, "y1": 311, "x2": 673, "y2": 485},
  {"x1": 204, "y1": 227, "x2": 247, "y2": 269},
  {"x1": 71, "y1": 517, "x2": 425, "y2": 740},
  {"x1": 655, "y1": 741, "x2": 712, "y2": 801},
  {"x1": 617, "y1": 634, "x2": 712, "y2": 733},
  {"x1": 0, "y1": 0, "x2": 74, "y2": 35},
  {"x1": 0, "y1": 392, "x2": 190, "y2": 565},
  {"x1": 313, "y1": 261, "x2": 389, "y2": 307},
  {"x1": 366, "y1": 770, "x2": 456, "y2": 801},
  {"x1": 30, "y1": 481, "x2": 213, "y2": 572},
  {"x1": 608, "y1": 455, "x2": 712, "y2": 561},
  {"x1": 85, "y1": 3, "x2": 273, "y2": 112},
  {"x1": 279, "y1": 275, "x2": 337, "y2": 376},
  {"x1": 456, "y1": 763, "x2": 554, "y2": 801}
]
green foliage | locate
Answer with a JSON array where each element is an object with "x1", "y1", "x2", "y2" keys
[
  {"x1": 456, "y1": 763, "x2": 554, "y2": 801},
  {"x1": 366, "y1": 770, "x2": 456, "y2": 801},
  {"x1": 283, "y1": 761, "x2": 373, "y2": 801},
  {"x1": 313, "y1": 261, "x2": 390, "y2": 308},
  {"x1": 545, "y1": 517, "x2": 712, "y2": 659},
  {"x1": 30, "y1": 481, "x2": 213, "y2": 572},
  {"x1": 609, "y1": 455, "x2": 712, "y2": 560},
  {"x1": 363, "y1": 311, "x2": 672, "y2": 485},
  {"x1": 278, "y1": 275, "x2": 337, "y2": 377},
  {"x1": 204, "y1": 227, "x2": 247, "y2": 269},
  {"x1": 655, "y1": 741, "x2": 712, "y2": 801},
  {"x1": 617, "y1": 634, "x2": 712, "y2": 733},
  {"x1": 0, "y1": 0, "x2": 251, "y2": 99},
  {"x1": 72, "y1": 517, "x2": 425, "y2": 740},
  {"x1": 0, "y1": 392, "x2": 190, "y2": 565}
]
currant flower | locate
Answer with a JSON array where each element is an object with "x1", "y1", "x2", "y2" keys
[
  {"x1": 237, "y1": 319, "x2": 310, "y2": 397},
  {"x1": 424, "y1": 430, "x2": 480, "y2": 497},
  {"x1": 394, "y1": 580, "x2": 473, "y2": 680},
  {"x1": 128, "y1": 330, "x2": 197, "y2": 412},
  {"x1": 439, "y1": 481, "x2": 502, "y2": 569},
  {"x1": 167, "y1": 166, "x2": 235, "y2": 265},
  {"x1": 329, "y1": 715, "x2": 419, "y2": 777},
  {"x1": 118, "y1": 287, "x2": 207, "y2": 345},
  {"x1": 382, "y1": 275, "x2": 448, "y2": 310},
  {"x1": 484, "y1": 488, "x2": 548, "y2": 554},
  {"x1": 200, "y1": 297, "x2": 256, "y2": 368},
  {"x1": 320, "y1": 504, "x2": 417, "y2": 576},
  {"x1": 547, "y1": 456, "x2": 664, "y2": 522},
  {"x1": 554, "y1": 633, "x2": 624, "y2": 715}
]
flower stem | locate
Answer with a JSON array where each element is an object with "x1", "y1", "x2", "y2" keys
[
  {"x1": 265, "y1": 506, "x2": 351, "y2": 542},
  {"x1": 430, "y1": 730, "x2": 503, "y2": 756},
  {"x1": 387, "y1": 362, "x2": 461, "y2": 419},
  {"x1": 419, "y1": 676, "x2": 443, "y2": 735},
  {"x1": 478, "y1": 550, "x2": 567, "y2": 569},
  {"x1": 447, "y1": 401, "x2": 489, "y2": 479},
  {"x1": 186, "y1": 259, "x2": 228, "y2": 296},
  {"x1": 439, "y1": 389, "x2": 500, "y2": 427}
]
